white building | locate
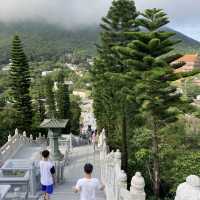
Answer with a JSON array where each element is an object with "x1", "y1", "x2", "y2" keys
[{"x1": 41, "y1": 71, "x2": 53, "y2": 77}]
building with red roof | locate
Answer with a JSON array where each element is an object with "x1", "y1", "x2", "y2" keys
[{"x1": 173, "y1": 54, "x2": 200, "y2": 73}]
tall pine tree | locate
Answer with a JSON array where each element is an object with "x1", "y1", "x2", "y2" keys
[
  {"x1": 55, "y1": 71, "x2": 71, "y2": 133},
  {"x1": 91, "y1": 0, "x2": 139, "y2": 174},
  {"x1": 116, "y1": 8, "x2": 199, "y2": 199},
  {"x1": 56, "y1": 71, "x2": 71, "y2": 120},
  {"x1": 10, "y1": 35, "x2": 33, "y2": 132},
  {"x1": 56, "y1": 84, "x2": 70, "y2": 120},
  {"x1": 44, "y1": 77, "x2": 56, "y2": 118},
  {"x1": 32, "y1": 79, "x2": 45, "y2": 126}
]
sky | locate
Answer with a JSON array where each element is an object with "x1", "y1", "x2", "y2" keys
[{"x1": 0, "y1": 0, "x2": 199, "y2": 40}]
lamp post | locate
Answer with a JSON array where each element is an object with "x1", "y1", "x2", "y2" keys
[{"x1": 40, "y1": 119, "x2": 68, "y2": 161}]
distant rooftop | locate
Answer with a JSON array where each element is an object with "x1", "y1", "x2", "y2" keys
[
  {"x1": 40, "y1": 119, "x2": 68, "y2": 128},
  {"x1": 176, "y1": 54, "x2": 199, "y2": 63},
  {"x1": 174, "y1": 54, "x2": 200, "y2": 73}
]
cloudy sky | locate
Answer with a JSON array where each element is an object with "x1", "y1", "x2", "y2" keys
[{"x1": 0, "y1": 0, "x2": 199, "y2": 40}]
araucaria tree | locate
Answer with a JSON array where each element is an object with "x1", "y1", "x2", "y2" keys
[
  {"x1": 116, "y1": 8, "x2": 198, "y2": 199},
  {"x1": 55, "y1": 71, "x2": 71, "y2": 133},
  {"x1": 44, "y1": 77, "x2": 56, "y2": 118},
  {"x1": 32, "y1": 79, "x2": 45, "y2": 126},
  {"x1": 56, "y1": 72, "x2": 71, "y2": 120},
  {"x1": 10, "y1": 35, "x2": 33, "y2": 132},
  {"x1": 91, "y1": 0, "x2": 139, "y2": 174}
]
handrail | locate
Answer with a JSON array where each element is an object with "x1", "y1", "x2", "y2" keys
[
  {"x1": 0, "y1": 129, "x2": 47, "y2": 165},
  {"x1": 98, "y1": 129, "x2": 146, "y2": 200}
]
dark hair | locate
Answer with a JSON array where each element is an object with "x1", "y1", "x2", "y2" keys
[
  {"x1": 84, "y1": 163, "x2": 93, "y2": 174},
  {"x1": 42, "y1": 150, "x2": 50, "y2": 158}
]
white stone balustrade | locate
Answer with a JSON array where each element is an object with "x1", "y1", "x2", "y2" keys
[
  {"x1": 175, "y1": 175, "x2": 200, "y2": 200},
  {"x1": 99, "y1": 129, "x2": 146, "y2": 200},
  {"x1": 0, "y1": 129, "x2": 47, "y2": 165},
  {"x1": 0, "y1": 129, "x2": 22, "y2": 165},
  {"x1": 0, "y1": 159, "x2": 40, "y2": 199}
]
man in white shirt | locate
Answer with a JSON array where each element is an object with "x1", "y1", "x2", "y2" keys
[
  {"x1": 40, "y1": 150, "x2": 55, "y2": 200},
  {"x1": 73, "y1": 163, "x2": 105, "y2": 200}
]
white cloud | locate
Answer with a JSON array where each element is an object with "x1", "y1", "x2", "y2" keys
[
  {"x1": 135, "y1": 0, "x2": 200, "y2": 40},
  {"x1": 0, "y1": 0, "x2": 199, "y2": 40},
  {"x1": 0, "y1": 0, "x2": 112, "y2": 28}
]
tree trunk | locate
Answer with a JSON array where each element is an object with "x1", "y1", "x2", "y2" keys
[
  {"x1": 152, "y1": 123, "x2": 160, "y2": 200},
  {"x1": 121, "y1": 111, "x2": 128, "y2": 176}
]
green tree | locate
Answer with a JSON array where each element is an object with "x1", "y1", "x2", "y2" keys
[
  {"x1": 56, "y1": 83, "x2": 71, "y2": 133},
  {"x1": 56, "y1": 84, "x2": 70, "y2": 119},
  {"x1": 91, "y1": 0, "x2": 139, "y2": 173},
  {"x1": 32, "y1": 79, "x2": 45, "y2": 126},
  {"x1": 44, "y1": 76, "x2": 56, "y2": 118},
  {"x1": 0, "y1": 105, "x2": 18, "y2": 146},
  {"x1": 55, "y1": 71, "x2": 71, "y2": 133},
  {"x1": 10, "y1": 35, "x2": 33, "y2": 132},
  {"x1": 70, "y1": 95, "x2": 81, "y2": 135},
  {"x1": 116, "y1": 8, "x2": 199, "y2": 198}
]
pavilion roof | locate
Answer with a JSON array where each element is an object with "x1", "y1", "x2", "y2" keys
[{"x1": 40, "y1": 119, "x2": 69, "y2": 128}]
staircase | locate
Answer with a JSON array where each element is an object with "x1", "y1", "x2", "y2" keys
[{"x1": 51, "y1": 145, "x2": 105, "y2": 200}]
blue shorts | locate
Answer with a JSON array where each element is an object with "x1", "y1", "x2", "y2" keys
[{"x1": 41, "y1": 184, "x2": 53, "y2": 194}]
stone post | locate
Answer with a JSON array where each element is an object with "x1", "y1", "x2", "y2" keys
[
  {"x1": 115, "y1": 150, "x2": 121, "y2": 174},
  {"x1": 23, "y1": 131, "x2": 27, "y2": 137},
  {"x1": 29, "y1": 134, "x2": 33, "y2": 144},
  {"x1": 15, "y1": 128, "x2": 19, "y2": 135},
  {"x1": 48, "y1": 129, "x2": 63, "y2": 161},
  {"x1": 69, "y1": 133, "x2": 73, "y2": 151},
  {"x1": 119, "y1": 170, "x2": 127, "y2": 189},
  {"x1": 116, "y1": 170, "x2": 127, "y2": 200},
  {"x1": 30, "y1": 134, "x2": 33, "y2": 140},
  {"x1": 175, "y1": 175, "x2": 200, "y2": 200},
  {"x1": 8, "y1": 134, "x2": 12, "y2": 142},
  {"x1": 54, "y1": 160, "x2": 65, "y2": 184},
  {"x1": 130, "y1": 172, "x2": 146, "y2": 200},
  {"x1": 29, "y1": 162, "x2": 37, "y2": 197},
  {"x1": 99, "y1": 132, "x2": 103, "y2": 160},
  {"x1": 22, "y1": 131, "x2": 27, "y2": 144},
  {"x1": 115, "y1": 150, "x2": 122, "y2": 200}
]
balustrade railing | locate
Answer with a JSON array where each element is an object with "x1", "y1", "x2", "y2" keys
[
  {"x1": 98, "y1": 129, "x2": 146, "y2": 200},
  {"x1": 0, "y1": 129, "x2": 22, "y2": 165},
  {"x1": 0, "y1": 185, "x2": 11, "y2": 200},
  {"x1": 0, "y1": 129, "x2": 47, "y2": 166},
  {"x1": 0, "y1": 159, "x2": 42, "y2": 200}
]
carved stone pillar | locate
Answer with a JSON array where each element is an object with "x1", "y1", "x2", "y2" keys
[
  {"x1": 130, "y1": 172, "x2": 146, "y2": 200},
  {"x1": 7, "y1": 135, "x2": 12, "y2": 142},
  {"x1": 48, "y1": 129, "x2": 63, "y2": 161},
  {"x1": 175, "y1": 175, "x2": 200, "y2": 200}
]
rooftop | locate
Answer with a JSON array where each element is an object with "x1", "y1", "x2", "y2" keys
[
  {"x1": 40, "y1": 119, "x2": 69, "y2": 128},
  {"x1": 174, "y1": 54, "x2": 200, "y2": 73},
  {"x1": 175, "y1": 54, "x2": 199, "y2": 63}
]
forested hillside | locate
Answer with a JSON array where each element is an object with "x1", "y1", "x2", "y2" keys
[
  {"x1": 0, "y1": 22, "x2": 99, "y2": 64},
  {"x1": 0, "y1": 21, "x2": 199, "y2": 64}
]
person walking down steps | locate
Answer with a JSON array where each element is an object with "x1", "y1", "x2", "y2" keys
[
  {"x1": 73, "y1": 163, "x2": 105, "y2": 200},
  {"x1": 40, "y1": 150, "x2": 56, "y2": 200}
]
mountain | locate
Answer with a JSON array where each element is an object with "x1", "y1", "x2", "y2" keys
[
  {"x1": 0, "y1": 21, "x2": 199, "y2": 64},
  {"x1": 165, "y1": 27, "x2": 200, "y2": 53},
  {"x1": 0, "y1": 22, "x2": 99, "y2": 64}
]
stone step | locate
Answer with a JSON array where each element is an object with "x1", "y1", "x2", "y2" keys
[{"x1": 51, "y1": 146, "x2": 106, "y2": 200}]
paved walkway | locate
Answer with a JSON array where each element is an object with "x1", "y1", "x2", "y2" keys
[
  {"x1": 51, "y1": 145, "x2": 106, "y2": 200},
  {"x1": 14, "y1": 145, "x2": 42, "y2": 160}
]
